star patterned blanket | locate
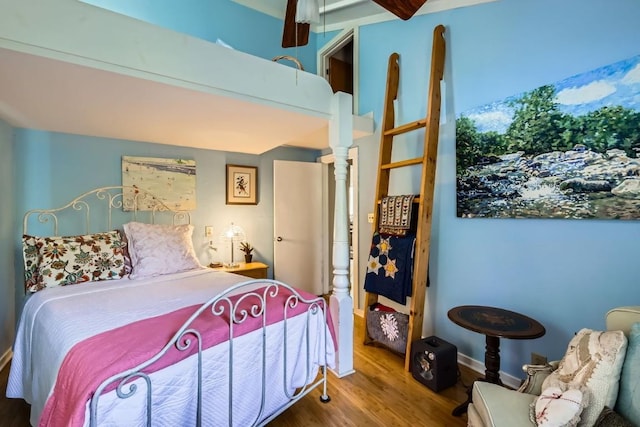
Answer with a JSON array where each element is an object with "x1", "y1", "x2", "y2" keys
[{"x1": 364, "y1": 232, "x2": 416, "y2": 304}]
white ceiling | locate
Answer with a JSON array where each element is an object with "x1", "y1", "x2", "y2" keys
[{"x1": 234, "y1": 0, "x2": 497, "y2": 32}]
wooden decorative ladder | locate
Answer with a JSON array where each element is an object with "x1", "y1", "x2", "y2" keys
[{"x1": 364, "y1": 24, "x2": 446, "y2": 371}]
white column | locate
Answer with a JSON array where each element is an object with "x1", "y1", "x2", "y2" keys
[{"x1": 328, "y1": 91, "x2": 355, "y2": 377}]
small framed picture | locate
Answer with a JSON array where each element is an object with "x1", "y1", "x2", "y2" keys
[{"x1": 226, "y1": 164, "x2": 258, "y2": 205}]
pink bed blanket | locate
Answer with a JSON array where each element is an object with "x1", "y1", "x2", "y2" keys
[{"x1": 39, "y1": 286, "x2": 333, "y2": 427}]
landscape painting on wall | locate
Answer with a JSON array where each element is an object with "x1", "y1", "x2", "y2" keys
[
  {"x1": 456, "y1": 54, "x2": 640, "y2": 219},
  {"x1": 122, "y1": 156, "x2": 196, "y2": 211}
]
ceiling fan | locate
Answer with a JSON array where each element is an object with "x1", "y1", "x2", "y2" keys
[{"x1": 282, "y1": 0, "x2": 428, "y2": 47}]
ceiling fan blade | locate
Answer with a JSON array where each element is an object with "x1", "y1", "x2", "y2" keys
[
  {"x1": 282, "y1": 0, "x2": 310, "y2": 48},
  {"x1": 372, "y1": 0, "x2": 428, "y2": 20}
]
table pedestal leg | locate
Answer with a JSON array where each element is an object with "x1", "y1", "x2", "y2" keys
[
  {"x1": 484, "y1": 335, "x2": 502, "y2": 385},
  {"x1": 452, "y1": 334, "x2": 502, "y2": 416},
  {"x1": 452, "y1": 385, "x2": 472, "y2": 416}
]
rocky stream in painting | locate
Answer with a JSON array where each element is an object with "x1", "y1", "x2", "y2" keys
[{"x1": 457, "y1": 145, "x2": 640, "y2": 219}]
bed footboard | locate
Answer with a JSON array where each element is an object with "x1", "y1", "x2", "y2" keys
[{"x1": 86, "y1": 280, "x2": 333, "y2": 427}]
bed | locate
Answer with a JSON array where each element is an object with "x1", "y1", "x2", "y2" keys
[{"x1": 7, "y1": 186, "x2": 336, "y2": 426}]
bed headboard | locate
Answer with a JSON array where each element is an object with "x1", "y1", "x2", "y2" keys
[{"x1": 23, "y1": 186, "x2": 191, "y2": 236}]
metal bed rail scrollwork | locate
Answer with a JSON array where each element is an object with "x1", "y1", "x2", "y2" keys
[
  {"x1": 23, "y1": 186, "x2": 190, "y2": 236},
  {"x1": 88, "y1": 280, "x2": 331, "y2": 427}
]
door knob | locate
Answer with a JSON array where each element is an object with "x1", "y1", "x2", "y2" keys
[{"x1": 276, "y1": 236, "x2": 283, "y2": 242}]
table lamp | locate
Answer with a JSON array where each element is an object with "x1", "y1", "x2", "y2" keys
[{"x1": 220, "y1": 223, "x2": 246, "y2": 267}]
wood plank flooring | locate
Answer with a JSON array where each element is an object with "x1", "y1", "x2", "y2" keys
[{"x1": 1, "y1": 316, "x2": 473, "y2": 426}]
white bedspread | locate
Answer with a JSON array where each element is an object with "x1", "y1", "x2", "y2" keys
[{"x1": 7, "y1": 269, "x2": 334, "y2": 426}]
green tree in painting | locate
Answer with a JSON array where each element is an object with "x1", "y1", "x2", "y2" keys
[
  {"x1": 456, "y1": 83, "x2": 640, "y2": 175},
  {"x1": 455, "y1": 116, "x2": 482, "y2": 175},
  {"x1": 581, "y1": 106, "x2": 640, "y2": 157},
  {"x1": 555, "y1": 114, "x2": 585, "y2": 152},
  {"x1": 506, "y1": 85, "x2": 570, "y2": 155},
  {"x1": 479, "y1": 131, "x2": 509, "y2": 156}
]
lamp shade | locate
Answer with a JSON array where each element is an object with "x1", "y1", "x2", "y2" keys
[{"x1": 220, "y1": 223, "x2": 246, "y2": 267}]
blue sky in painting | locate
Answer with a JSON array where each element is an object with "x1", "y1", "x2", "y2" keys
[{"x1": 462, "y1": 54, "x2": 640, "y2": 134}]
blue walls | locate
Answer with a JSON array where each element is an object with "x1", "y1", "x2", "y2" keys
[
  {"x1": 351, "y1": 0, "x2": 640, "y2": 376},
  {"x1": 11, "y1": 130, "x2": 319, "y2": 310},
  {"x1": 80, "y1": 0, "x2": 318, "y2": 73},
  {"x1": 0, "y1": 119, "x2": 14, "y2": 365}
]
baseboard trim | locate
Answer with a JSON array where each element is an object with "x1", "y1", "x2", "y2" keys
[
  {"x1": 457, "y1": 352, "x2": 521, "y2": 390},
  {"x1": 0, "y1": 348, "x2": 12, "y2": 372}
]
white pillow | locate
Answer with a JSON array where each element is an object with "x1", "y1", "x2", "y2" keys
[
  {"x1": 531, "y1": 386, "x2": 587, "y2": 427},
  {"x1": 123, "y1": 222, "x2": 202, "y2": 279},
  {"x1": 541, "y1": 328, "x2": 627, "y2": 426}
]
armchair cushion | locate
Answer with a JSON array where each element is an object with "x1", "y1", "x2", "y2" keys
[
  {"x1": 470, "y1": 381, "x2": 538, "y2": 426},
  {"x1": 542, "y1": 328, "x2": 628, "y2": 427}
]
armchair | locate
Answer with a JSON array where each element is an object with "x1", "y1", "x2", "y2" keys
[{"x1": 467, "y1": 306, "x2": 640, "y2": 427}]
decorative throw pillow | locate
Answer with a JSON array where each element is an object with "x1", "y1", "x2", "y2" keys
[
  {"x1": 123, "y1": 222, "x2": 202, "y2": 279},
  {"x1": 615, "y1": 322, "x2": 640, "y2": 424},
  {"x1": 22, "y1": 235, "x2": 44, "y2": 292},
  {"x1": 28, "y1": 231, "x2": 126, "y2": 291},
  {"x1": 542, "y1": 328, "x2": 628, "y2": 427},
  {"x1": 531, "y1": 385, "x2": 587, "y2": 427}
]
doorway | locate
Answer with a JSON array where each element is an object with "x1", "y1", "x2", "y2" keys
[
  {"x1": 273, "y1": 160, "x2": 323, "y2": 295},
  {"x1": 317, "y1": 27, "x2": 359, "y2": 114}
]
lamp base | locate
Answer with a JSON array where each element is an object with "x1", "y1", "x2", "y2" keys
[{"x1": 224, "y1": 262, "x2": 240, "y2": 268}]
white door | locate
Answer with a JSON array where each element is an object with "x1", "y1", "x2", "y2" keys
[{"x1": 273, "y1": 160, "x2": 323, "y2": 295}]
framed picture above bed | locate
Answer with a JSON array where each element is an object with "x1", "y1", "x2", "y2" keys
[
  {"x1": 122, "y1": 156, "x2": 196, "y2": 211},
  {"x1": 226, "y1": 164, "x2": 258, "y2": 205}
]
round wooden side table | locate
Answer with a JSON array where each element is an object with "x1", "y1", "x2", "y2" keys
[{"x1": 448, "y1": 305, "x2": 546, "y2": 416}]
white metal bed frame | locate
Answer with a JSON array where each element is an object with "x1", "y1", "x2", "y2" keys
[
  {"x1": 89, "y1": 280, "x2": 331, "y2": 427},
  {"x1": 21, "y1": 186, "x2": 332, "y2": 426},
  {"x1": 23, "y1": 186, "x2": 191, "y2": 235}
]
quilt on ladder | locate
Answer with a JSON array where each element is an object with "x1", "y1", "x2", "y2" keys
[{"x1": 364, "y1": 232, "x2": 416, "y2": 304}]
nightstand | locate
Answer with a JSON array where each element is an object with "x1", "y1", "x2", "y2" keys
[{"x1": 209, "y1": 262, "x2": 268, "y2": 279}]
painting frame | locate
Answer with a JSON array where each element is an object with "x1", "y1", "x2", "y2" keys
[{"x1": 226, "y1": 164, "x2": 258, "y2": 205}]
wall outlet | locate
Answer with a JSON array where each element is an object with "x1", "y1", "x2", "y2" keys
[
  {"x1": 531, "y1": 352, "x2": 548, "y2": 365},
  {"x1": 205, "y1": 226, "x2": 213, "y2": 237},
  {"x1": 367, "y1": 213, "x2": 374, "y2": 223}
]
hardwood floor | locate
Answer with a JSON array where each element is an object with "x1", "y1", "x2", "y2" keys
[
  {"x1": 1, "y1": 316, "x2": 473, "y2": 426},
  {"x1": 0, "y1": 363, "x2": 30, "y2": 427}
]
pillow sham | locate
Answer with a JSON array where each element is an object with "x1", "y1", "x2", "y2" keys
[
  {"x1": 24, "y1": 231, "x2": 127, "y2": 292},
  {"x1": 123, "y1": 222, "x2": 202, "y2": 279},
  {"x1": 542, "y1": 328, "x2": 628, "y2": 427}
]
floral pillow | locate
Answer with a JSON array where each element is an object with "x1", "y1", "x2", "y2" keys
[
  {"x1": 22, "y1": 231, "x2": 127, "y2": 292},
  {"x1": 22, "y1": 235, "x2": 43, "y2": 292},
  {"x1": 123, "y1": 222, "x2": 202, "y2": 279}
]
